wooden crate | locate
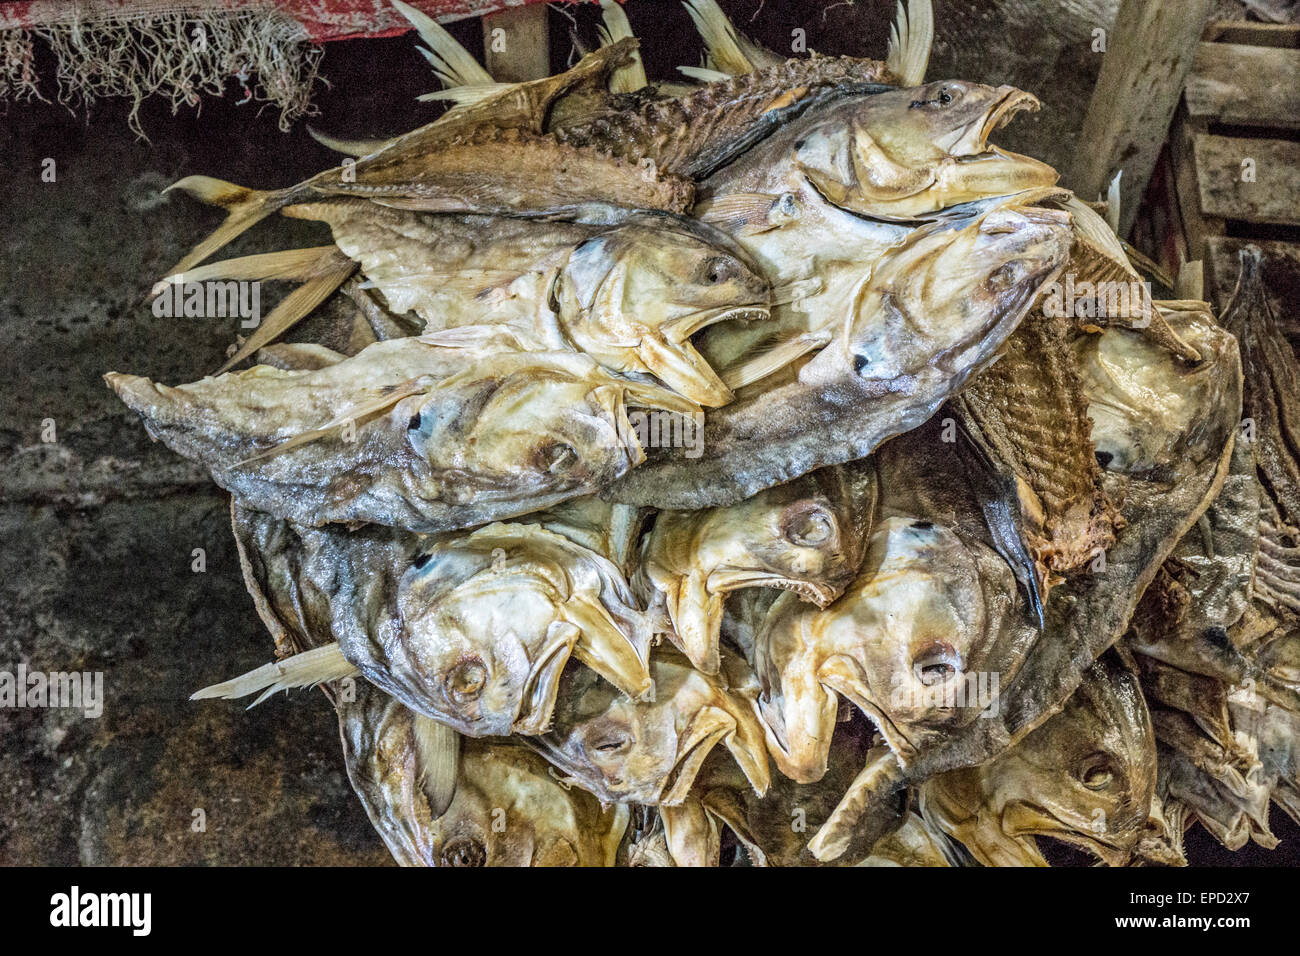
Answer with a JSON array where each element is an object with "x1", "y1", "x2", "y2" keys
[{"x1": 1161, "y1": 20, "x2": 1300, "y2": 309}]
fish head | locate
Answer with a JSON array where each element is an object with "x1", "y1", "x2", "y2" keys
[
  {"x1": 751, "y1": 591, "x2": 843, "y2": 783},
  {"x1": 558, "y1": 215, "x2": 771, "y2": 406},
  {"x1": 537, "y1": 653, "x2": 769, "y2": 804},
  {"x1": 803, "y1": 199, "x2": 1071, "y2": 390},
  {"x1": 391, "y1": 545, "x2": 579, "y2": 736},
  {"x1": 928, "y1": 653, "x2": 1155, "y2": 866},
  {"x1": 391, "y1": 528, "x2": 653, "y2": 736},
  {"x1": 406, "y1": 355, "x2": 696, "y2": 497},
  {"x1": 431, "y1": 740, "x2": 628, "y2": 867},
  {"x1": 793, "y1": 82, "x2": 1057, "y2": 218},
  {"x1": 646, "y1": 470, "x2": 870, "y2": 673},
  {"x1": 811, "y1": 517, "x2": 1021, "y2": 758}
]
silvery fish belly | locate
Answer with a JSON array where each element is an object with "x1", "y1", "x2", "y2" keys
[
  {"x1": 607, "y1": 198, "x2": 1073, "y2": 509},
  {"x1": 106, "y1": 341, "x2": 697, "y2": 532}
]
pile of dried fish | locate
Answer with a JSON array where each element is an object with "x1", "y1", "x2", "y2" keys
[{"x1": 106, "y1": 0, "x2": 1297, "y2": 866}]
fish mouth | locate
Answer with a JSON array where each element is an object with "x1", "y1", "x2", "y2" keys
[
  {"x1": 975, "y1": 88, "x2": 1041, "y2": 151},
  {"x1": 512, "y1": 631, "x2": 578, "y2": 735},
  {"x1": 705, "y1": 568, "x2": 837, "y2": 606},
  {"x1": 642, "y1": 305, "x2": 769, "y2": 407},
  {"x1": 659, "y1": 304, "x2": 771, "y2": 343},
  {"x1": 662, "y1": 707, "x2": 733, "y2": 804},
  {"x1": 1002, "y1": 805, "x2": 1132, "y2": 867}
]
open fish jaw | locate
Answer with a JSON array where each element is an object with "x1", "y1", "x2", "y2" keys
[{"x1": 529, "y1": 651, "x2": 769, "y2": 806}]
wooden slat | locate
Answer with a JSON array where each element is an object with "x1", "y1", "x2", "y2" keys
[
  {"x1": 1193, "y1": 134, "x2": 1300, "y2": 226},
  {"x1": 1205, "y1": 238, "x2": 1300, "y2": 348},
  {"x1": 1203, "y1": 21, "x2": 1300, "y2": 48},
  {"x1": 1071, "y1": 0, "x2": 1214, "y2": 237},
  {"x1": 1186, "y1": 43, "x2": 1300, "y2": 129},
  {"x1": 481, "y1": 3, "x2": 550, "y2": 83},
  {"x1": 1170, "y1": 111, "x2": 1223, "y2": 261}
]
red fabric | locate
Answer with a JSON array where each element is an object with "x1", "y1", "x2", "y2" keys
[{"x1": 0, "y1": 0, "x2": 562, "y2": 42}]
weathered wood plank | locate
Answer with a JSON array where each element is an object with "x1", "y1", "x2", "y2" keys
[
  {"x1": 1203, "y1": 21, "x2": 1300, "y2": 48},
  {"x1": 1193, "y1": 134, "x2": 1300, "y2": 226},
  {"x1": 1169, "y1": 111, "x2": 1223, "y2": 261},
  {"x1": 1072, "y1": 0, "x2": 1214, "y2": 237},
  {"x1": 1186, "y1": 43, "x2": 1300, "y2": 129},
  {"x1": 481, "y1": 3, "x2": 550, "y2": 83}
]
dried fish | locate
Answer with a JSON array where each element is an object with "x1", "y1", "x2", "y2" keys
[
  {"x1": 107, "y1": 345, "x2": 697, "y2": 532},
  {"x1": 527, "y1": 648, "x2": 770, "y2": 806},
  {"x1": 921, "y1": 651, "x2": 1156, "y2": 867},
  {"x1": 608, "y1": 198, "x2": 1072, "y2": 508},
  {"x1": 208, "y1": 507, "x2": 654, "y2": 735},
  {"x1": 339, "y1": 684, "x2": 628, "y2": 867},
  {"x1": 281, "y1": 200, "x2": 771, "y2": 406}
]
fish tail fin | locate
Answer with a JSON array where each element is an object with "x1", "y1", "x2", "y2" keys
[
  {"x1": 394, "y1": 0, "x2": 495, "y2": 88},
  {"x1": 598, "y1": 0, "x2": 648, "y2": 93},
  {"x1": 163, "y1": 175, "x2": 289, "y2": 276},
  {"x1": 216, "y1": 247, "x2": 357, "y2": 373},
  {"x1": 190, "y1": 643, "x2": 357, "y2": 706},
  {"x1": 886, "y1": 0, "x2": 933, "y2": 87},
  {"x1": 683, "y1": 0, "x2": 757, "y2": 75}
]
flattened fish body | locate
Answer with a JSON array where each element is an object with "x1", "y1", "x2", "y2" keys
[{"x1": 108, "y1": 342, "x2": 695, "y2": 532}]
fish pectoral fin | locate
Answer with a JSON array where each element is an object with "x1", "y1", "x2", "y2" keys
[
  {"x1": 668, "y1": 571, "x2": 724, "y2": 675},
  {"x1": 660, "y1": 797, "x2": 722, "y2": 867},
  {"x1": 637, "y1": 334, "x2": 733, "y2": 408},
  {"x1": 307, "y1": 126, "x2": 394, "y2": 159},
  {"x1": 411, "y1": 713, "x2": 461, "y2": 817},
  {"x1": 719, "y1": 331, "x2": 832, "y2": 390},
  {"x1": 234, "y1": 378, "x2": 431, "y2": 465},
  {"x1": 563, "y1": 592, "x2": 654, "y2": 701},
  {"x1": 807, "y1": 745, "x2": 908, "y2": 862},
  {"x1": 190, "y1": 643, "x2": 358, "y2": 706},
  {"x1": 695, "y1": 193, "x2": 784, "y2": 234}
]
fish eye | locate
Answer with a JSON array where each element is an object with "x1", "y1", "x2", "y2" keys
[
  {"x1": 447, "y1": 659, "x2": 488, "y2": 703},
  {"x1": 937, "y1": 87, "x2": 953, "y2": 106},
  {"x1": 698, "y1": 255, "x2": 739, "y2": 285},
  {"x1": 853, "y1": 354, "x2": 871, "y2": 375},
  {"x1": 912, "y1": 643, "x2": 960, "y2": 687},
  {"x1": 441, "y1": 837, "x2": 487, "y2": 867},
  {"x1": 1078, "y1": 754, "x2": 1115, "y2": 790},
  {"x1": 781, "y1": 504, "x2": 834, "y2": 547},
  {"x1": 534, "y1": 441, "x2": 579, "y2": 474},
  {"x1": 589, "y1": 731, "x2": 632, "y2": 757}
]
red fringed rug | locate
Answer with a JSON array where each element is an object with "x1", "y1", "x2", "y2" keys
[{"x1": 0, "y1": 0, "x2": 547, "y2": 131}]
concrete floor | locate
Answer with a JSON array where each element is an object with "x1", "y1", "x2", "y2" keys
[{"x1": 0, "y1": 0, "x2": 1287, "y2": 866}]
